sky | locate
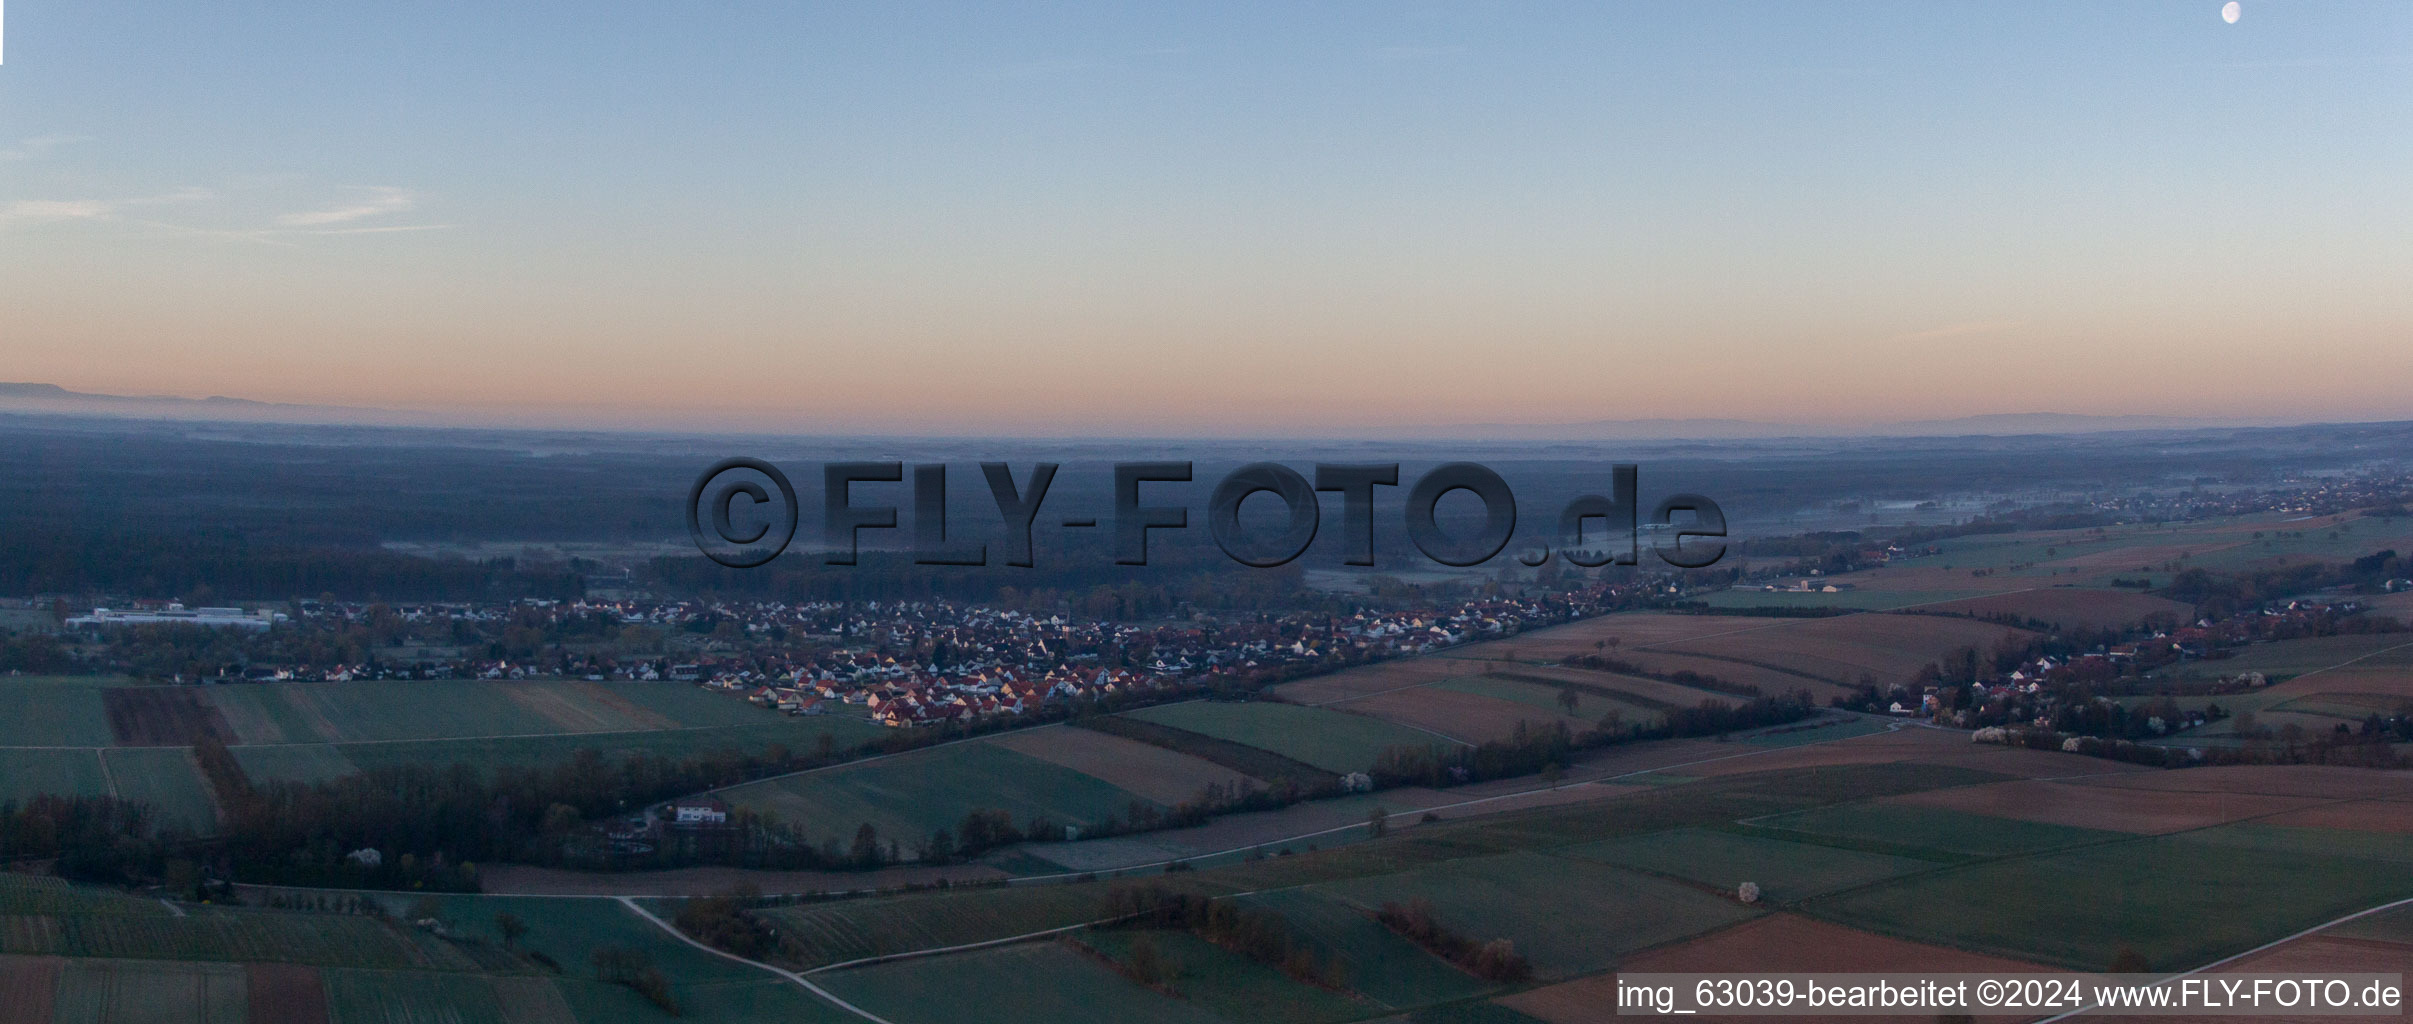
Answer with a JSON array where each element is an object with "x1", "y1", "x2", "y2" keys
[{"x1": 2, "y1": 2, "x2": 2409, "y2": 436}]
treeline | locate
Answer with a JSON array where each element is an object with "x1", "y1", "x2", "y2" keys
[
  {"x1": 1368, "y1": 695, "x2": 1817, "y2": 789},
  {"x1": 0, "y1": 795, "x2": 184, "y2": 883},
  {"x1": 673, "y1": 888, "x2": 778, "y2": 961},
  {"x1": 1099, "y1": 883, "x2": 1346, "y2": 988},
  {"x1": 0, "y1": 527, "x2": 583, "y2": 603},
  {"x1": 641, "y1": 533, "x2": 1317, "y2": 615},
  {"x1": 1374, "y1": 899, "x2": 1531, "y2": 982}
]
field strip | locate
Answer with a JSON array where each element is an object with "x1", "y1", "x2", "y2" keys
[
  {"x1": 95, "y1": 747, "x2": 119, "y2": 799},
  {"x1": 803, "y1": 913, "x2": 1143, "y2": 975},
  {"x1": 2264, "y1": 638, "x2": 2413, "y2": 687},
  {"x1": 1306, "y1": 590, "x2": 2042, "y2": 708},
  {"x1": 1624, "y1": 588, "x2": 2043, "y2": 652},
  {"x1": 991, "y1": 714, "x2": 1920, "y2": 886},
  {"x1": 0, "y1": 721, "x2": 752, "y2": 751},
  {"x1": 2033, "y1": 893, "x2": 2413, "y2": 1023},
  {"x1": 1381, "y1": 717, "x2": 1479, "y2": 747},
  {"x1": 614, "y1": 895, "x2": 904, "y2": 1024},
  {"x1": 705, "y1": 699, "x2": 1219, "y2": 796}
]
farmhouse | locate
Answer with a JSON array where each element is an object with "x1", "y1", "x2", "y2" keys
[{"x1": 668, "y1": 796, "x2": 730, "y2": 827}]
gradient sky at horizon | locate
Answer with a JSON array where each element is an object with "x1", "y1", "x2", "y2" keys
[{"x1": 2, "y1": 2, "x2": 2409, "y2": 435}]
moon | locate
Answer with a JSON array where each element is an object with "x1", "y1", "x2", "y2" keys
[{"x1": 2221, "y1": 1, "x2": 2240, "y2": 23}]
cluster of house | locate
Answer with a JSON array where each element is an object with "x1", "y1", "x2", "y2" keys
[
  {"x1": 718, "y1": 665, "x2": 1174, "y2": 727},
  {"x1": 71, "y1": 577, "x2": 1658, "y2": 696},
  {"x1": 1894, "y1": 599, "x2": 2378, "y2": 729}
]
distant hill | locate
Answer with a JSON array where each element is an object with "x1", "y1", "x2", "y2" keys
[
  {"x1": 0, "y1": 381, "x2": 281, "y2": 407},
  {"x1": 0, "y1": 381, "x2": 2338, "y2": 441},
  {"x1": 1427, "y1": 411, "x2": 2290, "y2": 441}
]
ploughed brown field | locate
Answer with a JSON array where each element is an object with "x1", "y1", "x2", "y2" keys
[
  {"x1": 0, "y1": 955, "x2": 62, "y2": 1024},
  {"x1": 2077, "y1": 764, "x2": 2413, "y2": 801},
  {"x1": 2259, "y1": 798, "x2": 2413, "y2": 834},
  {"x1": 985, "y1": 724, "x2": 1262, "y2": 805},
  {"x1": 244, "y1": 962, "x2": 328, "y2": 1024},
  {"x1": 2089, "y1": 918, "x2": 2413, "y2": 1024},
  {"x1": 101, "y1": 687, "x2": 236, "y2": 746},
  {"x1": 1497, "y1": 913, "x2": 2053, "y2": 1024}
]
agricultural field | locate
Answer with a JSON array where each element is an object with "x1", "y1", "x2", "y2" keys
[
  {"x1": 0, "y1": 875, "x2": 172, "y2": 918},
  {"x1": 1920, "y1": 587, "x2": 2197, "y2": 631},
  {"x1": 716, "y1": 740, "x2": 1154, "y2": 849},
  {"x1": 1745, "y1": 801, "x2": 2127, "y2": 859},
  {"x1": 1499, "y1": 913, "x2": 2052, "y2": 1024},
  {"x1": 1310, "y1": 850, "x2": 1762, "y2": 978},
  {"x1": 53, "y1": 957, "x2": 247, "y2": 1024},
  {"x1": 100, "y1": 747, "x2": 218, "y2": 833},
  {"x1": 1884, "y1": 777, "x2": 2318, "y2": 834},
  {"x1": 0, "y1": 748, "x2": 110, "y2": 807},
  {"x1": 984, "y1": 724, "x2": 1261, "y2": 806},
  {"x1": 2155, "y1": 635, "x2": 2413, "y2": 740},
  {"x1": 1637, "y1": 613, "x2": 2034, "y2": 691},
  {"x1": 1076, "y1": 926, "x2": 1370, "y2": 1024},
  {"x1": 103, "y1": 687, "x2": 236, "y2": 747},
  {"x1": 232, "y1": 743, "x2": 360, "y2": 785},
  {"x1": 1118, "y1": 701, "x2": 1447, "y2": 774},
  {"x1": 1561, "y1": 827, "x2": 1936, "y2": 903},
  {"x1": 0, "y1": 954, "x2": 63, "y2": 1024},
  {"x1": 0, "y1": 677, "x2": 118, "y2": 748},
  {"x1": 1431, "y1": 673, "x2": 1663, "y2": 724},
  {"x1": 813, "y1": 938, "x2": 1228, "y2": 1024},
  {"x1": 756, "y1": 882, "x2": 1158, "y2": 969},
  {"x1": 1808, "y1": 821, "x2": 2413, "y2": 970},
  {"x1": 1231, "y1": 888, "x2": 1495, "y2": 1009},
  {"x1": 1335, "y1": 687, "x2": 1571, "y2": 746},
  {"x1": 0, "y1": 900, "x2": 477, "y2": 971}
]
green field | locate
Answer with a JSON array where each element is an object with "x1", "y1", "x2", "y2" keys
[
  {"x1": 234, "y1": 742, "x2": 362, "y2": 783},
  {"x1": 332, "y1": 716, "x2": 883, "y2": 776},
  {"x1": 759, "y1": 882, "x2": 1146, "y2": 968},
  {"x1": 325, "y1": 967, "x2": 515, "y2": 1024},
  {"x1": 0, "y1": 747, "x2": 110, "y2": 806},
  {"x1": 423, "y1": 895, "x2": 859, "y2": 1024},
  {"x1": 1746, "y1": 803, "x2": 2126, "y2": 859},
  {"x1": 816, "y1": 939, "x2": 1228, "y2": 1024},
  {"x1": 1810, "y1": 823, "x2": 2413, "y2": 970},
  {"x1": 0, "y1": 677, "x2": 117, "y2": 747},
  {"x1": 2154, "y1": 634, "x2": 2413, "y2": 682},
  {"x1": 102, "y1": 747, "x2": 218, "y2": 832},
  {"x1": 1079, "y1": 927, "x2": 1370, "y2": 1024},
  {"x1": 54, "y1": 957, "x2": 247, "y2": 1024},
  {"x1": 1120, "y1": 701, "x2": 1446, "y2": 774},
  {"x1": 0, "y1": 874, "x2": 173, "y2": 918},
  {"x1": 719, "y1": 740, "x2": 1155, "y2": 848},
  {"x1": 1313, "y1": 850, "x2": 1761, "y2": 978},
  {"x1": 1235, "y1": 888, "x2": 1495, "y2": 1009},
  {"x1": 1431, "y1": 674, "x2": 1659, "y2": 724},
  {"x1": 1563, "y1": 827, "x2": 1936, "y2": 903},
  {"x1": 1, "y1": 903, "x2": 477, "y2": 970}
]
